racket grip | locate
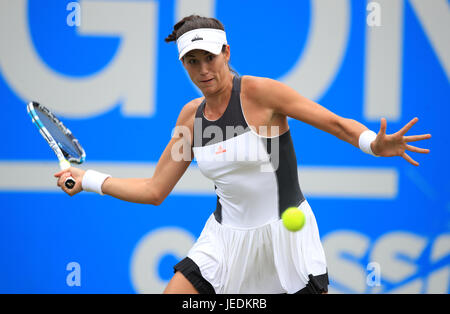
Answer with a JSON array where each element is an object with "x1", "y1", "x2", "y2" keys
[
  {"x1": 65, "y1": 177, "x2": 76, "y2": 189},
  {"x1": 59, "y1": 160, "x2": 75, "y2": 189}
]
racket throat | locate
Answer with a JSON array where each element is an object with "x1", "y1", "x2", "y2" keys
[{"x1": 59, "y1": 159, "x2": 71, "y2": 170}]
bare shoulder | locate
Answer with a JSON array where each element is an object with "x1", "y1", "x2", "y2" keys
[
  {"x1": 173, "y1": 97, "x2": 204, "y2": 145},
  {"x1": 241, "y1": 75, "x2": 272, "y2": 94},
  {"x1": 241, "y1": 76, "x2": 288, "y2": 102},
  {"x1": 176, "y1": 97, "x2": 204, "y2": 126}
]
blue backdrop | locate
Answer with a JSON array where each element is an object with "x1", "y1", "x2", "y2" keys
[{"x1": 0, "y1": 0, "x2": 448, "y2": 293}]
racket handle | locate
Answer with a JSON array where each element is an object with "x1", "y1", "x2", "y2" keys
[
  {"x1": 65, "y1": 177, "x2": 76, "y2": 189},
  {"x1": 59, "y1": 160, "x2": 76, "y2": 189}
]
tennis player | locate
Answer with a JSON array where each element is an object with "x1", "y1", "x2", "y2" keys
[{"x1": 55, "y1": 16, "x2": 431, "y2": 294}]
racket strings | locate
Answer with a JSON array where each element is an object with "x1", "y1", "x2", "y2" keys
[{"x1": 31, "y1": 103, "x2": 85, "y2": 163}]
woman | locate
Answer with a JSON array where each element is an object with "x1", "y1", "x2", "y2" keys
[{"x1": 55, "y1": 16, "x2": 431, "y2": 294}]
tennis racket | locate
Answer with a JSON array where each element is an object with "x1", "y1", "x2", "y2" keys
[{"x1": 27, "y1": 101, "x2": 86, "y2": 189}]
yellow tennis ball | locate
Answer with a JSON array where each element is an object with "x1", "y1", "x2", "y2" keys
[{"x1": 282, "y1": 207, "x2": 305, "y2": 232}]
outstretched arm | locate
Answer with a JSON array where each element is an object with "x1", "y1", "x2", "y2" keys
[
  {"x1": 246, "y1": 76, "x2": 431, "y2": 166},
  {"x1": 100, "y1": 132, "x2": 193, "y2": 204},
  {"x1": 54, "y1": 100, "x2": 199, "y2": 202}
]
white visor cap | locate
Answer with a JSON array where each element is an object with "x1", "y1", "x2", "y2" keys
[{"x1": 177, "y1": 28, "x2": 227, "y2": 60}]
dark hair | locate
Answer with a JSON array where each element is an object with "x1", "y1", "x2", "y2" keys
[
  {"x1": 165, "y1": 15, "x2": 225, "y2": 43},
  {"x1": 165, "y1": 15, "x2": 237, "y2": 75}
]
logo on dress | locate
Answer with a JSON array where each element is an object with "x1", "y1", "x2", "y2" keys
[{"x1": 215, "y1": 145, "x2": 226, "y2": 155}]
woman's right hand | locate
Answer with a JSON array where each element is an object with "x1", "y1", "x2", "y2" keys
[{"x1": 54, "y1": 167, "x2": 86, "y2": 196}]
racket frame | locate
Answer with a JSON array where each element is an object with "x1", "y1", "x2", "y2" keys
[{"x1": 27, "y1": 101, "x2": 86, "y2": 189}]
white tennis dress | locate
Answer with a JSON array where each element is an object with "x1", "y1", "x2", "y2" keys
[{"x1": 175, "y1": 75, "x2": 328, "y2": 294}]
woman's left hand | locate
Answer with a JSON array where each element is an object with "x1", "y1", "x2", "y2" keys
[{"x1": 371, "y1": 117, "x2": 431, "y2": 166}]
